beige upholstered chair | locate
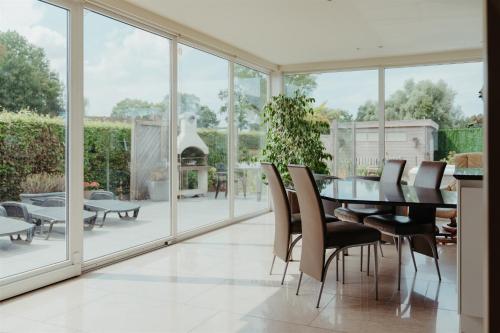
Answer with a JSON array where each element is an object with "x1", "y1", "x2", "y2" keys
[
  {"x1": 364, "y1": 161, "x2": 446, "y2": 290},
  {"x1": 288, "y1": 165, "x2": 381, "y2": 307},
  {"x1": 437, "y1": 152, "x2": 483, "y2": 239},
  {"x1": 262, "y1": 163, "x2": 337, "y2": 285}
]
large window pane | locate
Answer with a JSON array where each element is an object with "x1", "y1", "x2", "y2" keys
[
  {"x1": 284, "y1": 70, "x2": 379, "y2": 178},
  {"x1": 385, "y1": 62, "x2": 484, "y2": 184},
  {"x1": 234, "y1": 64, "x2": 269, "y2": 216},
  {"x1": 0, "y1": 0, "x2": 68, "y2": 278},
  {"x1": 83, "y1": 10, "x2": 171, "y2": 260},
  {"x1": 177, "y1": 44, "x2": 229, "y2": 232}
]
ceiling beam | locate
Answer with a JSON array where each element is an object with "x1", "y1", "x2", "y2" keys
[{"x1": 279, "y1": 48, "x2": 483, "y2": 73}]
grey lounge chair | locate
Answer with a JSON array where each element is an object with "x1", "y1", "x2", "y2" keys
[
  {"x1": 89, "y1": 190, "x2": 115, "y2": 200},
  {"x1": 85, "y1": 191, "x2": 140, "y2": 227},
  {"x1": 0, "y1": 202, "x2": 34, "y2": 242}
]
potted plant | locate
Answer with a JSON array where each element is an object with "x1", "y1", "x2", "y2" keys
[
  {"x1": 147, "y1": 167, "x2": 169, "y2": 201},
  {"x1": 261, "y1": 91, "x2": 332, "y2": 186}
]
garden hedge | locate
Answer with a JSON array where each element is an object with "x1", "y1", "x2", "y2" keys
[
  {"x1": 436, "y1": 127, "x2": 483, "y2": 161},
  {"x1": 0, "y1": 112, "x2": 264, "y2": 201}
]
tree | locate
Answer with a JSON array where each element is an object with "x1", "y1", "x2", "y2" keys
[
  {"x1": 197, "y1": 105, "x2": 219, "y2": 128},
  {"x1": 0, "y1": 31, "x2": 64, "y2": 116},
  {"x1": 111, "y1": 98, "x2": 164, "y2": 119},
  {"x1": 356, "y1": 100, "x2": 378, "y2": 121},
  {"x1": 314, "y1": 103, "x2": 353, "y2": 123},
  {"x1": 284, "y1": 73, "x2": 318, "y2": 95},
  {"x1": 385, "y1": 79, "x2": 463, "y2": 128}
]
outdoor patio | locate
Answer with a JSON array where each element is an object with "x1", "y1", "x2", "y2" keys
[{"x1": 0, "y1": 193, "x2": 268, "y2": 279}]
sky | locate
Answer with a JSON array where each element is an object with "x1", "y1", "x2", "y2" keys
[{"x1": 0, "y1": 0, "x2": 484, "y2": 119}]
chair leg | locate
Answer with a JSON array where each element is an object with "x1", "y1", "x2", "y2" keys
[
  {"x1": 407, "y1": 237, "x2": 417, "y2": 272},
  {"x1": 367, "y1": 244, "x2": 371, "y2": 276},
  {"x1": 374, "y1": 242, "x2": 379, "y2": 300},
  {"x1": 281, "y1": 260, "x2": 290, "y2": 285},
  {"x1": 379, "y1": 241, "x2": 384, "y2": 257},
  {"x1": 342, "y1": 250, "x2": 345, "y2": 284},
  {"x1": 360, "y1": 246, "x2": 364, "y2": 271},
  {"x1": 398, "y1": 235, "x2": 403, "y2": 291},
  {"x1": 336, "y1": 254, "x2": 339, "y2": 281},
  {"x1": 269, "y1": 255, "x2": 276, "y2": 275},
  {"x1": 296, "y1": 271, "x2": 303, "y2": 295},
  {"x1": 317, "y1": 249, "x2": 341, "y2": 308},
  {"x1": 424, "y1": 234, "x2": 442, "y2": 281}
]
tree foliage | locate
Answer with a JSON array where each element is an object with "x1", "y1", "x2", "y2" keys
[
  {"x1": 262, "y1": 92, "x2": 331, "y2": 184},
  {"x1": 354, "y1": 79, "x2": 464, "y2": 128},
  {"x1": 0, "y1": 31, "x2": 64, "y2": 116},
  {"x1": 111, "y1": 98, "x2": 165, "y2": 119},
  {"x1": 284, "y1": 73, "x2": 318, "y2": 95}
]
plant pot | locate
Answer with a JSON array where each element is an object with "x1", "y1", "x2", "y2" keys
[{"x1": 147, "y1": 180, "x2": 170, "y2": 201}]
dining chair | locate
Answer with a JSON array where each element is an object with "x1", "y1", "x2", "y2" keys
[
  {"x1": 288, "y1": 165, "x2": 381, "y2": 307},
  {"x1": 334, "y1": 159, "x2": 406, "y2": 272},
  {"x1": 262, "y1": 162, "x2": 338, "y2": 285},
  {"x1": 364, "y1": 161, "x2": 446, "y2": 290}
]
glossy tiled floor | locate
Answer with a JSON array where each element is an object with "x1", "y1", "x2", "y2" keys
[{"x1": 0, "y1": 213, "x2": 458, "y2": 333}]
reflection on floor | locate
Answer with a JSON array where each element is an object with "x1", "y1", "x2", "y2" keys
[
  {"x1": 0, "y1": 213, "x2": 458, "y2": 333},
  {"x1": 0, "y1": 193, "x2": 268, "y2": 278}
]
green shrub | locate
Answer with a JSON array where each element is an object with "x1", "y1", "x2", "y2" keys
[
  {"x1": 436, "y1": 128, "x2": 483, "y2": 161},
  {"x1": 0, "y1": 111, "x2": 264, "y2": 200}
]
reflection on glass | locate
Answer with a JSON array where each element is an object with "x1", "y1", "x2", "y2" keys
[
  {"x1": 234, "y1": 64, "x2": 269, "y2": 216},
  {"x1": 0, "y1": 0, "x2": 68, "y2": 278},
  {"x1": 284, "y1": 70, "x2": 379, "y2": 178},
  {"x1": 385, "y1": 62, "x2": 484, "y2": 184},
  {"x1": 83, "y1": 10, "x2": 171, "y2": 260},
  {"x1": 177, "y1": 44, "x2": 229, "y2": 232}
]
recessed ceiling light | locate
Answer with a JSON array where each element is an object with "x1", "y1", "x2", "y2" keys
[{"x1": 377, "y1": 45, "x2": 384, "y2": 49}]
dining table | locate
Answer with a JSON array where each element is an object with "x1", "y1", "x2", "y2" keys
[{"x1": 292, "y1": 177, "x2": 458, "y2": 257}]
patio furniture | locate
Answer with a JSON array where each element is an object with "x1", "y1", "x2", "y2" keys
[
  {"x1": 262, "y1": 162, "x2": 338, "y2": 285},
  {"x1": 84, "y1": 199, "x2": 141, "y2": 227},
  {"x1": 288, "y1": 165, "x2": 381, "y2": 307},
  {"x1": 0, "y1": 216, "x2": 34, "y2": 243},
  {"x1": 0, "y1": 202, "x2": 35, "y2": 242},
  {"x1": 89, "y1": 190, "x2": 115, "y2": 200},
  {"x1": 26, "y1": 204, "x2": 98, "y2": 239},
  {"x1": 20, "y1": 192, "x2": 65, "y2": 206}
]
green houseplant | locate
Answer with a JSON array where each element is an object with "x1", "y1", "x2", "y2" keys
[{"x1": 261, "y1": 91, "x2": 332, "y2": 185}]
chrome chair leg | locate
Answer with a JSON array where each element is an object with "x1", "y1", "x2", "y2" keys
[
  {"x1": 281, "y1": 260, "x2": 290, "y2": 285},
  {"x1": 342, "y1": 250, "x2": 345, "y2": 284},
  {"x1": 360, "y1": 246, "x2": 364, "y2": 271},
  {"x1": 269, "y1": 255, "x2": 276, "y2": 275},
  {"x1": 423, "y1": 234, "x2": 442, "y2": 281},
  {"x1": 407, "y1": 236, "x2": 418, "y2": 272},
  {"x1": 296, "y1": 271, "x2": 303, "y2": 295},
  {"x1": 317, "y1": 248, "x2": 341, "y2": 308},
  {"x1": 367, "y1": 244, "x2": 371, "y2": 276},
  {"x1": 336, "y1": 254, "x2": 339, "y2": 281},
  {"x1": 379, "y1": 241, "x2": 384, "y2": 257},
  {"x1": 398, "y1": 235, "x2": 403, "y2": 291},
  {"x1": 374, "y1": 242, "x2": 379, "y2": 300}
]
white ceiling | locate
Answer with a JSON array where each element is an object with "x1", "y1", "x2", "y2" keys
[{"x1": 125, "y1": 0, "x2": 483, "y2": 66}]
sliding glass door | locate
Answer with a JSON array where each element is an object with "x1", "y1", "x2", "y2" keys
[
  {"x1": 83, "y1": 10, "x2": 171, "y2": 261},
  {"x1": 233, "y1": 64, "x2": 269, "y2": 216},
  {"x1": 177, "y1": 44, "x2": 230, "y2": 232},
  {"x1": 0, "y1": 0, "x2": 69, "y2": 279}
]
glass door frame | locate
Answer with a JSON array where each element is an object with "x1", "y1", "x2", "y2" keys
[{"x1": 0, "y1": 0, "x2": 84, "y2": 299}]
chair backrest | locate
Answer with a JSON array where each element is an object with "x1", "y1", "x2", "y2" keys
[
  {"x1": 380, "y1": 159, "x2": 406, "y2": 184},
  {"x1": 0, "y1": 202, "x2": 31, "y2": 222},
  {"x1": 261, "y1": 163, "x2": 291, "y2": 261},
  {"x1": 89, "y1": 190, "x2": 115, "y2": 200},
  {"x1": 41, "y1": 197, "x2": 66, "y2": 207},
  {"x1": 414, "y1": 161, "x2": 447, "y2": 189},
  {"x1": 0, "y1": 206, "x2": 6, "y2": 217},
  {"x1": 288, "y1": 165, "x2": 326, "y2": 281}
]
